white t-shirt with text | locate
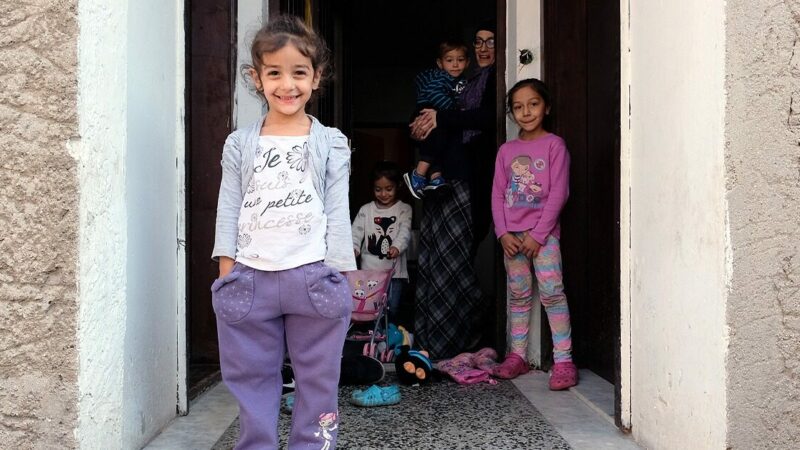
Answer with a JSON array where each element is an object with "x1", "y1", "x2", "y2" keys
[{"x1": 236, "y1": 135, "x2": 326, "y2": 271}]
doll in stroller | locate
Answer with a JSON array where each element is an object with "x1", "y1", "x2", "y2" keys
[{"x1": 344, "y1": 263, "x2": 399, "y2": 362}]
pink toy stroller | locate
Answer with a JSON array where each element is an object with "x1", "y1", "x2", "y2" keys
[{"x1": 345, "y1": 262, "x2": 395, "y2": 362}]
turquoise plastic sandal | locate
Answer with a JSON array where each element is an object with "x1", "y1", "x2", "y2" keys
[
  {"x1": 282, "y1": 393, "x2": 294, "y2": 414},
  {"x1": 349, "y1": 384, "x2": 401, "y2": 407}
]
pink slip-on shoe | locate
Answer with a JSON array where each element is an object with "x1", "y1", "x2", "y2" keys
[
  {"x1": 549, "y1": 361, "x2": 578, "y2": 390},
  {"x1": 493, "y1": 353, "x2": 529, "y2": 380}
]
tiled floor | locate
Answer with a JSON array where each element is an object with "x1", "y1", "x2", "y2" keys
[
  {"x1": 511, "y1": 370, "x2": 640, "y2": 449},
  {"x1": 144, "y1": 369, "x2": 641, "y2": 450},
  {"x1": 144, "y1": 382, "x2": 239, "y2": 450}
]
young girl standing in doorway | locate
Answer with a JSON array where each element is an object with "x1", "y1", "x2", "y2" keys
[
  {"x1": 491, "y1": 78, "x2": 577, "y2": 390},
  {"x1": 352, "y1": 161, "x2": 412, "y2": 322},
  {"x1": 211, "y1": 15, "x2": 355, "y2": 449}
]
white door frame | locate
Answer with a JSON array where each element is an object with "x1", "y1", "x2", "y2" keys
[{"x1": 619, "y1": 0, "x2": 632, "y2": 431}]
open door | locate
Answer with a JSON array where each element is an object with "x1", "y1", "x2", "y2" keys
[
  {"x1": 276, "y1": 0, "x2": 508, "y2": 349},
  {"x1": 186, "y1": 0, "x2": 238, "y2": 399},
  {"x1": 542, "y1": 0, "x2": 621, "y2": 421}
]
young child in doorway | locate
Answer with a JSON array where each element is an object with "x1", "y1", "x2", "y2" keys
[
  {"x1": 211, "y1": 15, "x2": 355, "y2": 449},
  {"x1": 490, "y1": 78, "x2": 578, "y2": 390},
  {"x1": 352, "y1": 161, "x2": 412, "y2": 322},
  {"x1": 403, "y1": 39, "x2": 469, "y2": 199}
]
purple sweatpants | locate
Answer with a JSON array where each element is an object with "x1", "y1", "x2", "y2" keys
[{"x1": 211, "y1": 261, "x2": 351, "y2": 450}]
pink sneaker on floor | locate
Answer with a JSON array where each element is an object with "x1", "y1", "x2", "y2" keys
[
  {"x1": 549, "y1": 361, "x2": 578, "y2": 390},
  {"x1": 493, "y1": 353, "x2": 529, "y2": 379}
]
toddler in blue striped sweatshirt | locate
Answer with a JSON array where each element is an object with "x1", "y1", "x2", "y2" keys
[{"x1": 404, "y1": 39, "x2": 469, "y2": 199}]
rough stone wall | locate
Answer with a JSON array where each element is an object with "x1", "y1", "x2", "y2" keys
[
  {"x1": 726, "y1": 1, "x2": 800, "y2": 448},
  {"x1": 0, "y1": 0, "x2": 79, "y2": 448}
]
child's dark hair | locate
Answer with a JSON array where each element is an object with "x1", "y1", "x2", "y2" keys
[
  {"x1": 506, "y1": 78, "x2": 553, "y2": 130},
  {"x1": 372, "y1": 161, "x2": 402, "y2": 186},
  {"x1": 437, "y1": 39, "x2": 469, "y2": 60},
  {"x1": 244, "y1": 14, "x2": 331, "y2": 94}
]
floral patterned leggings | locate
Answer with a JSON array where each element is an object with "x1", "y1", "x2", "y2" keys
[{"x1": 504, "y1": 233, "x2": 573, "y2": 363}]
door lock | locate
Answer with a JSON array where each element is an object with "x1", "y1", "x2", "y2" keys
[{"x1": 519, "y1": 49, "x2": 534, "y2": 65}]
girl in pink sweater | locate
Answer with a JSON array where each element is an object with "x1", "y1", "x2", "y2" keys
[{"x1": 490, "y1": 79, "x2": 577, "y2": 390}]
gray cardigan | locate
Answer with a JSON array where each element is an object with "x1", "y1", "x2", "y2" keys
[{"x1": 211, "y1": 115, "x2": 357, "y2": 272}]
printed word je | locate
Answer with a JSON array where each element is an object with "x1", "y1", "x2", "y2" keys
[{"x1": 254, "y1": 147, "x2": 281, "y2": 173}]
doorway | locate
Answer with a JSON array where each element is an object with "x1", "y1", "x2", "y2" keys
[
  {"x1": 274, "y1": 0, "x2": 621, "y2": 410},
  {"x1": 185, "y1": 0, "x2": 621, "y2": 422},
  {"x1": 322, "y1": 0, "x2": 504, "y2": 345}
]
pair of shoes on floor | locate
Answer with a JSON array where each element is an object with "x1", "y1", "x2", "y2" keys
[
  {"x1": 349, "y1": 384, "x2": 401, "y2": 407},
  {"x1": 403, "y1": 171, "x2": 449, "y2": 200},
  {"x1": 549, "y1": 361, "x2": 578, "y2": 390},
  {"x1": 493, "y1": 353, "x2": 530, "y2": 380}
]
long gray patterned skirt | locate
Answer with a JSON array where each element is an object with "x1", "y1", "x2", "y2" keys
[{"x1": 414, "y1": 180, "x2": 484, "y2": 359}]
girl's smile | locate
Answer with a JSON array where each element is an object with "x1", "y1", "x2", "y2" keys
[
  {"x1": 511, "y1": 86, "x2": 549, "y2": 140},
  {"x1": 373, "y1": 176, "x2": 398, "y2": 207},
  {"x1": 252, "y1": 44, "x2": 321, "y2": 120}
]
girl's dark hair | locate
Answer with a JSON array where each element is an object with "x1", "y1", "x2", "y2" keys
[
  {"x1": 243, "y1": 15, "x2": 331, "y2": 94},
  {"x1": 438, "y1": 39, "x2": 469, "y2": 60},
  {"x1": 372, "y1": 161, "x2": 402, "y2": 186},
  {"x1": 506, "y1": 78, "x2": 553, "y2": 130}
]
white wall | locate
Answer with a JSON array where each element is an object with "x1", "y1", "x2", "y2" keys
[
  {"x1": 77, "y1": 0, "x2": 128, "y2": 445},
  {"x1": 627, "y1": 0, "x2": 728, "y2": 448},
  {"x1": 78, "y1": 0, "x2": 184, "y2": 447}
]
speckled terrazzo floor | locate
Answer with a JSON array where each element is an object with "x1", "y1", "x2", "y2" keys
[{"x1": 211, "y1": 374, "x2": 572, "y2": 450}]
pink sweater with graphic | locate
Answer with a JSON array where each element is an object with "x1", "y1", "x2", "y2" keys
[{"x1": 491, "y1": 134, "x2": 570, "y2": 244}]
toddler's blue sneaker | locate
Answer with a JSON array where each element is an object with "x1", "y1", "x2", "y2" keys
[
  {"x1": 403, "y1": 170, "x2": 426, "y2": 200},
  {"x1": 423, "y1": 176, "x2": 450, "y2": 195}
]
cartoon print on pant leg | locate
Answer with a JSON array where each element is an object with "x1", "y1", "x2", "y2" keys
[{"x1": 314, "y1": 412, "x2": 338, "y2": 450}]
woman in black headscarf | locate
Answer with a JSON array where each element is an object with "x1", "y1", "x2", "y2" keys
[{"x1": 410, "y1": 22, "x2": 497, "y2": 358}]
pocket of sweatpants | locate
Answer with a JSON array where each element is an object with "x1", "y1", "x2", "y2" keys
[
  {"x1": 211, "y1": 263, "x2": 255, "y2": 323},
  {"x1": 302, "y1": 261, "x2": 352, "y2": 319}
]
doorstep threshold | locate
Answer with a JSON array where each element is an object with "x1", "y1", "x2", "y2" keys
[{"x1": 511, "y1": 369, "x2": 641, "y2": 450}]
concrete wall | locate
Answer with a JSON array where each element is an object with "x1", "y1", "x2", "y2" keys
[
  {"x1": 0, "y1": 1, "x2": 80, "y2": 448},
  {"x1": 725, "y1": 1, "x2": 800, "y2": 448},
  {"x1": 77, "y1": 0, "x2": 183, "y2": 447},
  {"x1": 628, "y1": 1, "x2": 729, "y2": 448}
]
